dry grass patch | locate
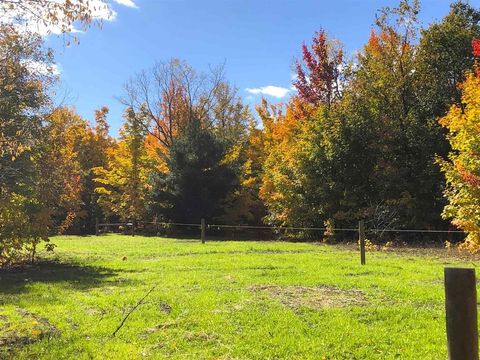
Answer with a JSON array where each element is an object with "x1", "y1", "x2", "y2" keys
[{"x1": 250, "y1": 285, "x2": 367, "y2": 310}]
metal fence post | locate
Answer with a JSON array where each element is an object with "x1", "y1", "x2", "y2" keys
[{"x1": 445, "y1": 267, "x2": 478, "y2": 360}]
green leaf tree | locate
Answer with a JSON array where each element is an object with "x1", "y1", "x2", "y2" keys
[{"x1": 0, "y1": 25, "x2": 54, "y2": 265}]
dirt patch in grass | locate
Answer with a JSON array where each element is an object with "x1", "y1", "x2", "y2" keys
[
  {"x1": 250, "y1": 285, "x2": 367, "y2": 310},
  {"x1": 143, "y1": 320, "x2": 178, "y2": 335},
  {"x1": 0, "y1": 308, "x2": 59, "y2": 354},
  {"x1": 159, "y1": 301, "x2": 172, "y2": 314},
  {"x1": 184, "y1": 331, "x2": 219, "y2": 343},
  {"x1": 334, "y1": 243, "x2": 480, "y2": 262}
]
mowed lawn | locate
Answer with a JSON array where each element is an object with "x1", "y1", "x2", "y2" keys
[{"x1": 0, "y1": 235, "x2": 475, "y2": 359}]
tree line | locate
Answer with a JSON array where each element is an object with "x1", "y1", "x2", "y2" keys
[{"x1": 2, "y1": 0, "x2": 480, "y2": 266}]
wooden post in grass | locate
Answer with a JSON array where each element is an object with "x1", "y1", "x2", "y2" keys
[
  {"x1": 201, "y1": 218, "x2": 206, "y2": 244},
  {"x1": 95, "y1": 217, "x2": 99, "y2": 236},
  {"x1": 445, "y1": 267, "x2": 478, "y2": 360},
  {"x1": 359, "y1": 220, "x2": 366, "y2": 265}
]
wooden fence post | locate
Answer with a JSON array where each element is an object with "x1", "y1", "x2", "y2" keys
[
  {"x1": 95, "y1": 217, "x2": 99, "y2": 236},
  {"x1": 445, "y1": 267, "x2": 478, "y2": 360},
  {"x1": 359, "y1": 220, "x2": 366, "y2": 265},
  {"x1": 201, "y1": 218, "x2": 206, "y2": 244}
]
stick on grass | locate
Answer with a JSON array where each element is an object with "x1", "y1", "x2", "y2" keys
[{"x1": 112, "y1": 285, "x2": 157, "y2": 337}]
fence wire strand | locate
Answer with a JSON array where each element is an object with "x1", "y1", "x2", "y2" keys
[{"x1": 97, "y1": 220, "x2": 467, "y2": 235}]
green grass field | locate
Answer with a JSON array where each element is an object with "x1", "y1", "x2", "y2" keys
[{"x1": 0, "y1": 235, "x2": 476, "y2": 359}]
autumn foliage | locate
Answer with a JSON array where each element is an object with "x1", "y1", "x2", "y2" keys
[
  {"x1": 439, "y1": 71, "x2": 480, "y2": 252},
  {"x1": 4, "y1": 1, "x2": 480, "y2": 265},
  {"x1": 293, "y1": 29, "x2": 343, "y2": 106},
  {"x1": 473, "y1": 38, "x2": 480, "y2": 58}
]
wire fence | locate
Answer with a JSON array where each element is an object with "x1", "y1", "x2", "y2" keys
[{"x1": 95, "y1": 218, "x2": 467, "y2": 243}]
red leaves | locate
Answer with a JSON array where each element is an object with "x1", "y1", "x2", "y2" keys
[
  {"x1": 472, "y1": 38, "x2": 480, "y2": 58},
  {"x1": 293, "y1": 29, "x2": 343, "y2": 106},
  {"x1": 458, "y1": 164, "x2": 480, "y2": 187},
  {"x1": 472, "y1": 38, "x2": 480, "y2": 78},
  {"x1": 368, "y1": 29, "x2": 380, "y2": 52}
]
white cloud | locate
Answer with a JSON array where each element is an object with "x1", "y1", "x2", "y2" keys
[
  {"x1": 245, "y1": 85, "x2": 290, "y2": 99},
  {"x1": 23, "y1": 60, "x2": 62, "y2": 76},
  {"x1": 91, "y1": 1, "x2": 117, "y2": 21},
  {"x1": 51, "y1": 63, "x2": 62, "y2": 76},
  {"x1": 113, "y1": 0, "x2": 138, "y2": 8}
]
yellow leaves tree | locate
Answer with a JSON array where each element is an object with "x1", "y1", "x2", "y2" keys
[
  {"x1": 94, "y1": 108, "x2": 154, "y2": 222},
  {"x1": 216, "y1": 121, "x2": 266, "y2": 225},
  {"x1": 38, "y1": 107, "x2": 90, "y2": 233},
  {"x1": 258, "y1": 98, "x2": 315, "y2": 226},
  {"x1": 439, "y1": 71, "x2": 480, "y2": 252}
]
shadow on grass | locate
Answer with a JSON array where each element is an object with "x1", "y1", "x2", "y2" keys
[{"x1": 0, "y1": 261, "x2": 123, "y2": 294}]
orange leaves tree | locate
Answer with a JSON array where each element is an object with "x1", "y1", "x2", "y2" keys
[
  {"x1": 258, "y1": 98, "x2": 317, "y2": 227},
  {"x1": 28, "y1": 105, "x2": 114, "y2": 236}
]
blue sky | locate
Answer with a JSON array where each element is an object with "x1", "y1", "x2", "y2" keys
[{"x1": 46, "y1": 0, "x2": 478, "y2": 136}]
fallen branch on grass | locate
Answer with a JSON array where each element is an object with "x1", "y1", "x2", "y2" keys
[{"x1": 111, "y1": 285, "x2": 157, "y2": 337}]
